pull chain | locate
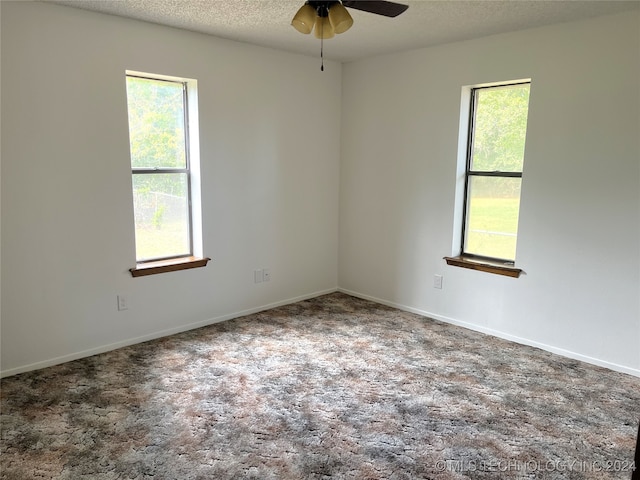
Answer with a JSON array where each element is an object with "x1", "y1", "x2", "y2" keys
[{"x1": 321, "y1": 35, "x2": 324, "y2": 71}]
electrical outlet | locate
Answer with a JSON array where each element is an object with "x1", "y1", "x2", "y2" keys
[
  {"x1": 117, "y1": 295, "x2": 128, "y2": 311},
  {"x1": 433, "y1": 274, "x2": 443, "y2": 289},
  {"x1": 254, "y1": 270, "x2": 263, "y2": 283},
  {"x1": 263, "y1": 269, "x2": 271, "y2": 282}
]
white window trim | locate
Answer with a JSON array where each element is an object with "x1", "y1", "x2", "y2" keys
[
  {"x1": 446, "y1": 78, "x2": 531, "y2": 278},
  {"x1": 126, "y1": 70, "x2": 208, "y2": 277}
]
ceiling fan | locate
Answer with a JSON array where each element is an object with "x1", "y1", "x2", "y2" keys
[
  {"x1": 291, "y1": 1, "x2": 409, "y2": 69},
  {"x1": 292, "y1": 1, "x2": 409, "y2": 38}
]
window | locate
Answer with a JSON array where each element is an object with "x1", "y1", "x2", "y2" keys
[
  {"x1": 446, "y1": 81, "x2": 530, "y2": 277},
  {"x1": 125, "y1": 72, "x2": 208, "y2": 276}
]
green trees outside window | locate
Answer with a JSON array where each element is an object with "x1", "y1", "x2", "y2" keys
[
  {"x1": 463, "y1": 83, "x2": 530, "y2": 262},
  {"x1": 126, "y1": 75, "x2": 192, "y2": 262}
]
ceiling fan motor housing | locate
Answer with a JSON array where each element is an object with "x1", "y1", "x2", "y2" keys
[{"x1": 308, "y1": 1, "x2": 341, "y2": 17}]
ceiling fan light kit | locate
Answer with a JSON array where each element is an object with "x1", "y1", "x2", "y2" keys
[
  {"x1": 291, "y1": 0, "x2": 408, "y2": 70},
  {"x1": 292, "y1": 2, "x2": 353, "y2": 38},
  {"x1": 314, "y1": 16, "x2": 335, "y2": 39},
  {"x1": 328, "y1": 3, "x2": 354, "y2": 34},
  {"x1": 291, "y1": 3, "x2": 316, "y2": 34}
]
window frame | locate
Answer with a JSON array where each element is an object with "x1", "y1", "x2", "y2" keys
[
  {"x1": 127, "y1": 74, "x2": 194, "y2": 264},
  {"x1": 125, "y1": 71, "x2": 209, "y2": 277},
  {"x1": 446, "y1": 80, "x2": 530, "y2": 278}
]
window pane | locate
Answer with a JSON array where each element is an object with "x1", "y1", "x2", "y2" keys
[
  {"x1": 471, "y1": 84, "x2": 530, "y2": 172},
  {"x1": 126, "y1": 77, "x2": 186, "y2": 169},
  {"x1": 132, "y1": 173, "x2": 190, "y2": 261},
  {"x1": 464, "y1": 176, "x2": 521, "y2": 261}
]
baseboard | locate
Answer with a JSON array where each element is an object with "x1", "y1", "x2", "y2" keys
[
  {"x1": 338, "y1": 288, "x2": 640, "y2": 378},
  {"x1": 1, "y1": 287, "x2": 339, "y2": 378},
  {"x1": 6, "y1": 286, "x2": 637, "y2": 379}
]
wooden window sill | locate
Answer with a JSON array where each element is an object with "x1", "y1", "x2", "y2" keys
[
  {"x1": 444, "y1": 255, "x2": 523, "y2": 278},
  {"x1": 130, "y1": 256, "x2": 211, "y2": 277}
]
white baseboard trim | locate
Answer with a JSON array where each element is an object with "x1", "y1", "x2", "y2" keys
[
  {"x1": 1, "y1": 287, "x2": 339, "y2": 378},
  {"x1": 338, "y1": 288, "x2": 640, "y2": 378}
]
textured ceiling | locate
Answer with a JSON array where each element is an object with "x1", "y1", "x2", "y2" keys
[{"x1": 47, "y1": 0, "x2": 640, "y2": 62}]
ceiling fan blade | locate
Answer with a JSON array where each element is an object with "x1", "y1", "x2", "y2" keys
[{"x1": 342, "y1": 1, "x2": 409, "y2": 17}]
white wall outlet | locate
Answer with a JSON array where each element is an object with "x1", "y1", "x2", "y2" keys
[
  {"x1": 263, "y1": 269, "x2": 271, "y2": 282},
  {"x1": 117, "y1": 295, "x2": 128, "y2": 311},
  {"x1": 254, "y1": 270, "x2": 263, "y2": 283},
  {"x1": 433, "y1": 274, "x2": 443, "y2": 289}
]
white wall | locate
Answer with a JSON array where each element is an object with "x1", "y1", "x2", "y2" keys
[
  {"x1": 1, "y1": 1, "x2": 341, "y2": 376},
  {"x1": 3, "y1": 3, "x2": 639, "y2": 378},
  {"x1": 339, "y1": 12, "x2": 640, "y2": 376}
]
